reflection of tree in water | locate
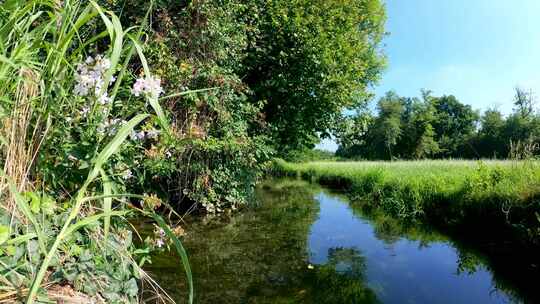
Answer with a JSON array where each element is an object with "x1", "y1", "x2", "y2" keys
[
  {"x1": 303, "y1": 247, "x2": 380, "y2": 304},
  {"x1": 350, "y1": 195, "x2": 533, "y2": 303},
  {"x1": 148, "y1": 180, "x2": 322, "y2": 303}
]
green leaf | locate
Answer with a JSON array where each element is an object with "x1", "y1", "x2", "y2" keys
[
  {"x1": 0, "y1": 225, "x2": 9, "y2": 245},
  {"x1": 41, "y1": 194, "x2": 56, "y2": 215},
  {"x1": 27, "y1": 192, "x2": 41, "y2": 214},
  {"x1": 101, "y1": 170, "x2": 113, "y2": 239},
  {"x1": 152, "y1": 214, "x2": 194, "y2": 304},
  {"x1": 124, "y1": 278, "x2": 138, "y2": 297},
  {"x1": 2, "y1": 176, "x2": 47, "y2": 255}
]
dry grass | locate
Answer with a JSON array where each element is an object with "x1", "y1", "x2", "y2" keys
[{"x1": 1, "y1": 68, "x2": 43, "y2": 215}]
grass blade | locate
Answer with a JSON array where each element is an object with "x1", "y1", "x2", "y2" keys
[
  {"x1": 101, "y1": 170, "x2": 113, "y2": 239},
  {"x1": 129, "y1": 36, "x2": 170, "y2": 131},
  {"x1": 3, "y1": 177, "x2": 47, "y2": 256},
  {"x1": 152, "y1": 214, "x2": 194, "y2": 304},
  {"x1": 64, "y1": 211, "x2": 128, "y2": 236},
  {"x1": 27, "y1": 114, "x2": 148, "y2": 304}
]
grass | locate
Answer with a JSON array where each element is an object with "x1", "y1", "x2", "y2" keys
[{"x1": 272, "y1": 159, "x2": 540, "y2": 244}]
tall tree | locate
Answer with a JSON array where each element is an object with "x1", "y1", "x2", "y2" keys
[
  {"x1": 335, "y1": 111, "x2": 374, "y2": 158},
  {"x1": 371, "y1": 92, "x2": 404, "y2": 160},
  {"x1": 476, "y1": 109, "x2": 506, "y2": 158},
  {"x1": 243, "y1": 0, "x2": 387, "y2": 153},
  {"x1": 513, "y1": 87, "x2": 536, "y2": 118},
  {"x1": 430, "y1": 95, "x2": 479, "y2": 157}
]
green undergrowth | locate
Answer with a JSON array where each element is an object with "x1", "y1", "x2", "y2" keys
[{"x1": 271, "y1": 159, "x2": 540, "y2": 246}]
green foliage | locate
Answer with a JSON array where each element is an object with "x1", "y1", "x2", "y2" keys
[
  {"x1": 0, "y1": 1, "x2": 193, "y2": 302},
  {"x1": 100, "y1": 0, "x2": 273, "y2": 214},
  {"x1": 283, "y1": 149, "x2": 338, "y2": 163},
  {"x1": 243, "y1": 0, "x2": 387, "y2": 153},
  {"x1": 337, "y1": 87, "x2": 540, "y2": 160},
  {"x1": 272, "y1": 160, "x2": 540, "y2": 245},
  {"x1": 371, "y1": 91, "x2": 404, "y2": 159}
]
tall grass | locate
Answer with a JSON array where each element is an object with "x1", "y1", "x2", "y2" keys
[
  {"x1": 0, "y1": 1, "x2": 193, "y2": 303},
  {"x1": 273, "y1": 159, "x2": 540, "y2": 244}
]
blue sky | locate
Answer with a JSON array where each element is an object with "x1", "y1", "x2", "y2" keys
[{"x1": 318, "y1": 0, "x2": 540, "y2": 152}]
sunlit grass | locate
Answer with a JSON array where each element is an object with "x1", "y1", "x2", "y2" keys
[{"x1": 273, "y1": 159, "x2": 540, "y2": 243}]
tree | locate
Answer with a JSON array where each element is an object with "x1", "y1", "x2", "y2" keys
[
  {"x1": 513, "y1": 87, "x2": 536, "y2": 118},
  {"x1": 396, "y1": 93, "x2": 439, "y2": 159},
  {"x1": 476, "y1": 109, "x2": 506, "y2": 158},
  {"x1": 371, "y1": 92, "x2": 404, "y2": 159},
  {"x1": 243, "y1": 0, "x2": 387, "y2": 153},
  {"x1": 335, "y1": 111, "x2": 374, "y2": 158},
  {"x1": 410, "y1": 100, "x2": 440, "y2": 159},
  {"x1": 430, "y1": 95, "x2": 479, "y2": 157}
]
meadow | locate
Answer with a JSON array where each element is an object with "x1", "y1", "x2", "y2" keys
[{"x1": 272, "y1": 159, "x2": 540, "y2": 245}]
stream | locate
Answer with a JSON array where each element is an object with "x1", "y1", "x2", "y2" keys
[{"x1": 147, "y1": 179, "x2": 530, "y2": 303}]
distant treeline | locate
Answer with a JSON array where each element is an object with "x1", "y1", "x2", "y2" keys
[{"x1": 335, "y1": 88, "x2": 540, "y2": 160}]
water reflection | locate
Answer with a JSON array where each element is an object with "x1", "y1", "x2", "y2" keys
[
  {"x1": 308, "y1": 191, "x2": 515, "y2": 304},
  {"x1": 147, "y1": 179, "x2": 527, "y2": 303}
]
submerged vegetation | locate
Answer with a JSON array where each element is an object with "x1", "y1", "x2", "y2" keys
[{"x1": 147, "y1": 180, "x2": 383, "y2": 303}]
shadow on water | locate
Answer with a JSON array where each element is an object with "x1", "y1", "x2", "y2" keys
[{"x1": 146, "y1": 179, "x2": 533, "y2": 303}]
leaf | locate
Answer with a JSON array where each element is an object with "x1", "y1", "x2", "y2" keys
[
  {"x1": 27, "y1": 192, "x2": 41, "y2": 214},
  {"x1": 0, "y1": 225, "x2": 9, "y2": 245},
  {"x1": 124, "y1": 278, "x2": 138, "y2": 297},
  {"x1": 152, "y1": 214, "x2": 194, "y2": 304},
  {"x1": 101, "y1": 170, "x2": 113, "y2": 239},
  {"x1": 40, "y1": 194, "x2": 56, "y2": 215},
  {"x1": 3, "y1": 176, "x2": 47, "y2": 255}
]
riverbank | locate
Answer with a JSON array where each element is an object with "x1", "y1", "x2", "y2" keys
[
  {"x1": 272, "y1": 160, "x2": 540, "y2": 245},
  {"x1": 150, "y1": 179, "x2": 534, "y2": 303},
  {"x1": 271, "y1": 160, "x2": 540, "y2": 300}
]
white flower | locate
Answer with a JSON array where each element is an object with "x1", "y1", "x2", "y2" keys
[
  {"x1": 146, "y1": 129, "x2": 160, "y2": 139},
  {"x1": 98, "y1": 118, "x2": 126, "y2": 136},
  {"x1": 74, "y1": 54, "x2": 116, "y2": 105},
  {"x1": 122, "y1": 169, "x2": 133, "y2": 180},
  {"x1": 98, "y1": 93, "x2": 111, "y2": 105},
  {"x1": 130, "y1": 130, "x2": 146, "y2": 141},
  {"x1": 155, "y1": 238, "x2": 165, "y2": 248},
  {"x1": 158, "y1": 228, "x2": 166, "y2": 237},
  {"x1": 131, "y1": 76, "x2": 163, "y2": 99},
  {"x1": 68, "y1": 154, "x2": 78, "y2": 162}
]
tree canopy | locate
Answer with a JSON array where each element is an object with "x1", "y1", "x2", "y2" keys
[
  {"x1": 243, "y1": 0, "x2": 387, "y2": 153},
  {"x1": 336, "y1": 88, "x2": 540, "y2": 160}
]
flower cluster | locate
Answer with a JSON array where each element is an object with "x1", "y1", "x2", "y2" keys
[
  {"x1": 74, "y1": 55, "x2": 115, "y2": 105},
  {"x1": 153, "y1": 225, "x2": 166, "y2": 248},
  {"x1": 148, "y1": 224, "x2": 185, "y2": 249},
  {"x1": 97, "y1": 118, "x2": 126, "y2": 136},
  {"x1": 130, "y1": 129, "x2": 161, "y2": 141},
  {"x1": 131, "y1": 76, "x2": 163, "y2": 100}
]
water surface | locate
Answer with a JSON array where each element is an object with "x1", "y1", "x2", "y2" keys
[{"x1": 147, "y1": 180, "x2": 525, "y2": 303}]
